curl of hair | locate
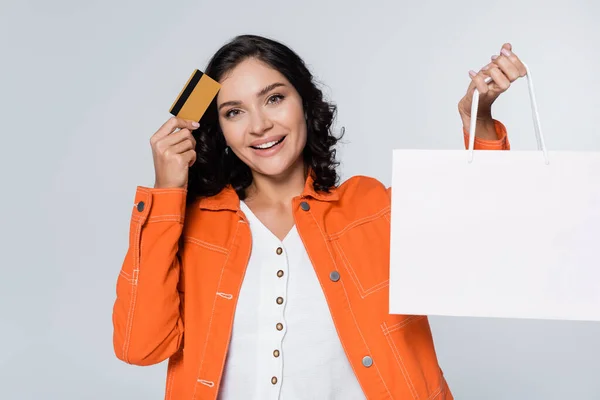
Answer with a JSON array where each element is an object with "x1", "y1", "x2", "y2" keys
[{"x1": 186, "y1": 34, "x2": 344, "y2": 204}]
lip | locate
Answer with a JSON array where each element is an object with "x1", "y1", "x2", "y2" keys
[
  {"x1": 250, "y1": 135, "x2": 286, "y2": 157},
  {"x1": 249, "y1": 135, "x2": 286, "y2": 148}
]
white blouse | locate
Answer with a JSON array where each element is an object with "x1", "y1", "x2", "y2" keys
[{"x1": 217, "y1": 201, "x2": 365, "y2": 399}]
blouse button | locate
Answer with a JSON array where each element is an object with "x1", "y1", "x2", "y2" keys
[
  {"x1": 277, "y1": 270, "x2": 284, "y2": 278},
  {"x1": 276, "y1": 323, "x2": 284, "y2": 331},
  {"x1": 271, "y1": 376, "x2": 278, "y2": 384},
  {"x1": 276, "y1": 297, "x2": 284, "y2": 305},
  {"x1": 273, "y1": 349, "x2": 280, "y2": 357},
  {"x1": 276, "y1": 247, "x2": 283, "y2": 255}
]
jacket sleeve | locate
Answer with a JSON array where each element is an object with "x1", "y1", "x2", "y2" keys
[
  {"x1": 463, "y1": 119, "x2": 510, "y2": 150},
  {"x1": 112, "y1": 186, "x2": 187, "y2": 366}
]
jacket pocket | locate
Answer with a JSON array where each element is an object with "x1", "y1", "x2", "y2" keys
[{"x1": 330, "y1": 213, "x2": 390, "y2": 298}]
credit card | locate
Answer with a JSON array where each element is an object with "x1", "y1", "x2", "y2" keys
[{"x1": 169, "y1": 69, "x2": 221, "y2": 123}]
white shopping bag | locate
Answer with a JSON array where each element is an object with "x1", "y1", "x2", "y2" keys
[{"x1": 389, "y1": 64, "x2": 600, "y2": 321}]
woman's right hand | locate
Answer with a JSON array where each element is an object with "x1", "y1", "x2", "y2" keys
[{"x1": 150, "y1": 117, "x2": 199, "y2": 189}]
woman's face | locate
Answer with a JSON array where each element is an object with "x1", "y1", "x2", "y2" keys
[{"x1": 216, "y1": 58, "x2": 307, "y2": 179}]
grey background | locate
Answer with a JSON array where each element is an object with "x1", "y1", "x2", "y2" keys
[{"x1": 1, "y1": 0, "x2": 599, "y2": 399}]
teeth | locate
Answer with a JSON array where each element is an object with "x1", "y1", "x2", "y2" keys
[{"x1": 254, "y1": 139, "x2": 280, "y2": 149}]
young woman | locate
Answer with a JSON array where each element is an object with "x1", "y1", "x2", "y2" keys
[{"x1": 112, "y1": 34, "x2": 522, "y2": 399}]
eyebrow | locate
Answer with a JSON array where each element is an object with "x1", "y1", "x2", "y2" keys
[{"x1": 218, "y1": 82, "x2": 287, "y2": 111}]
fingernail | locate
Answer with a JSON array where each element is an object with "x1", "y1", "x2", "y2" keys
[
  {"x1": 469, "y1": 70, "x2": 477, "y2": 78},
  {"x1": 491, "y1": 55, "x2": 498, "y2": 60},
  {"x1": 501, "y1": 48, "x2": 512, "y2": 57},
  {"x1": 192, "y1": 122, "x2": 200, "y2": 128}
]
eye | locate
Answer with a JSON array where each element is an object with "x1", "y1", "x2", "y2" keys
[
  {"x1": 225, "y1": 109, "x2": 241, "y2": 119},
  {"x1": 267, "y1": 94, "x2": 284, "y2": 104}
]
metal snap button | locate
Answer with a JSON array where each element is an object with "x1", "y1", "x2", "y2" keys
[{"x1": 329, "y1": 271, "x2": 340, "y2": 282}]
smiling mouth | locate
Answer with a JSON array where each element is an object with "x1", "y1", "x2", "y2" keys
[{"x1": 250, "y1": 136, "x2": 286, "y2": 150}]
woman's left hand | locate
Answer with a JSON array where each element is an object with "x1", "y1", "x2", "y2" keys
[{"x1": 458, "y1": 43, "x2": 527, "y2": 140}]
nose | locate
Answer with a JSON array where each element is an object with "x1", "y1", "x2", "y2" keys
[{"x1": 248, "y1": 108, "x2": 273, "y2": 136}]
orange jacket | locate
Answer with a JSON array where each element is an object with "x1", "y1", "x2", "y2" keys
[{"x1": 113, "y1": 122, "x2": 509, "y2": 399}]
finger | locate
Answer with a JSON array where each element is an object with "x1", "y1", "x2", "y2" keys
[
  {"x1": 168, "y1": 137, "x2": 196, "y2": 155},
  {"x1": 152, "y1": 117, "x2": 200, "y2": 141},
  {"x1": 160, "y1": 128, "x2": 196, "y2": 148},
  {"x1": 492, "y1": 54, "x2": 521, "y2": 82},
  {"x1": 181, "y1": 149, "x2": 197, "y2": 168},
  {"x1": 155, "y1": 128, "x2": 196, "y2": 155},
  {"x1": 501, "y1": 42, "x2": 512, "y2": 53},
  {"x1": 469, "y1": 68, "x2": 492, "y2": 95},
  {"x1": 172, "y1": 128, "x2": 197, "y2": 149},
  {"x1": 488, "y1": 65, "x2": 511, "y2": 91},
  {"x1": 498, "y1": 44, "x2": 527, "y2": 77},
  {"x1": 467, "y1": 71, "x2": 478, "y2": 92}
]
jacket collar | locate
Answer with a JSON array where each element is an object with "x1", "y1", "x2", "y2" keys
[{"x1": 197, "y1": 170, "x2": 340, "y2": 211}]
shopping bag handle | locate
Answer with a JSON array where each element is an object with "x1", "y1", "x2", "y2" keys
[{"x1": 468, "y1": 62, "x2": 549, "y2": 164}]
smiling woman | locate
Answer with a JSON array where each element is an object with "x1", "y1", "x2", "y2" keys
[
  {"x1": 112, "y1": 34, "x2": 522, "y2": 399},
  {"x1": 188, "y1": 36, "x2": 341, "y2": 203},
  {"x1": 214, "y1": 60, "x2": 309, "y2": 180}
]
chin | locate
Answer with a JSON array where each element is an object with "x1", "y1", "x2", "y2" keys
[{"x1": 251, "y1": 156, "x2": 301, "y2": 178}]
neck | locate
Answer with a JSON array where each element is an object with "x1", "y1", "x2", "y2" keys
[{"x1": 245, "y1": 158, "x2": 307, "y2": 207}]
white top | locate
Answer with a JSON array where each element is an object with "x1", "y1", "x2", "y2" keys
[{"x1": 217, "y1": 201, "x2": 365, "y2": 399}]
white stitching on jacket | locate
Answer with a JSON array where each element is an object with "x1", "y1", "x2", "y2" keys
[
  {"x1": 122, "y1": 221, "x2": 142, "y2": 362},
  {"x1": 192, "y1": 221, "x2": 241, "y2": 398},
  {"x1": 198, "y1": 379, "x2": 214, "y2": 387},
  {"x1": 306, "y1": 210, "x2": 393, "y2": 399}
]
